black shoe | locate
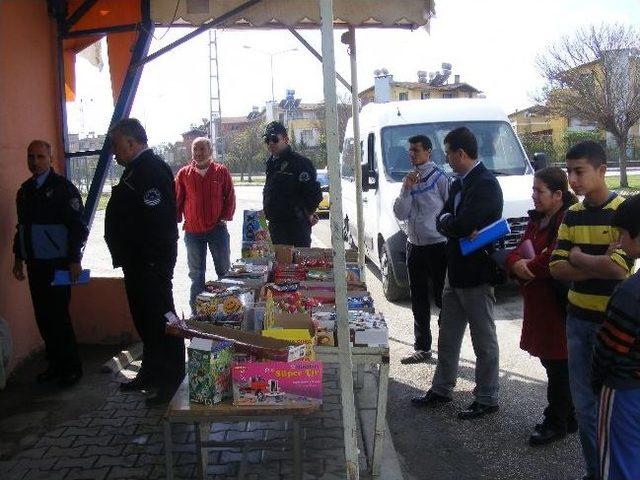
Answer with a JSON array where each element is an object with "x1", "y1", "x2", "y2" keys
[
  {"x1": 145, "y1": 390, "x2": 174, "y2": 408},
  {"x1": 401, "y1": 350, "x2": 432, "y2": 365},
  {"x1": 529, "y1": 424, "x2": 567, "y2": 446},
  {"x1": 457, "y1": 401, "x2": 498, "y2": 420},
  {"x1": 36, "y1": 367, "x2": 60, "y2": 383},
  {"x1": 411, "y1": 390, "x2": 452, "y2": 407},
  {"x1": 535, "y1": 417, "x2": 578, "y2": 434},
  {"x1": 58, "y1": 371, "x2": 82, "y2": 388},
  {"x1": 119, "y1": 376, "x2": 153, "y2": 392}
]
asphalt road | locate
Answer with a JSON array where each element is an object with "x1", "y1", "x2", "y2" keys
[{"x1": 84, "y1": 185, "x2": 585, "y2": 480}]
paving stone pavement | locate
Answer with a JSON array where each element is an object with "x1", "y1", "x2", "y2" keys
[{"x1": 0, "y1": 362, "x2": 347, "y2": 480}]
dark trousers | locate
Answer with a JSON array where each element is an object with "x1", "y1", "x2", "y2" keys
[
  {"x1": 407, "y1": 242, "x2": 447, "y2": 352},
  {"x1": 540, "y1": 358, "x2": 575, "y2": 429},
  {"x1": 26, "y1": 261, "x2": 81, "y2": 374},
  {"x1": 268, "y1": 220, "x2": 311, "y2": 247},
  {"x1": 122, "y1": 262, "x2": 185, "y2": 393}
]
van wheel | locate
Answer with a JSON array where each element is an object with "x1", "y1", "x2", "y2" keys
[{"x1": 380, "y1": 243, "x2": 404, "y2": 301}]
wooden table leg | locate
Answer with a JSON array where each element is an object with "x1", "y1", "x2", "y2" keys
[
  {"x1": 292, "y1": 417, "x2": 302, "y2": 480},
  {"x1": 372, "y1": 361, "x2": 390, "y2": 477},
  {"x1": 194, "y1": 421, "x2": 209, "y2": 479},
  {"x1": 164, "y1": 420, "x2": 174, "y2": 480}
]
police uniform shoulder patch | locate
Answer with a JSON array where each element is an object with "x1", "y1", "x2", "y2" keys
[
  {"x1": 143, "y1": 188, "x2": 162, "y2": 207},
  {"x1": 299, "y1": 171, "x2": 310, "y2": 183},
  {"x1": 70, "y1": 197, "x2": 81, "y2": 211},
  {"x1": 280, "y1": 161, "x2": 289, "y2": 171}
]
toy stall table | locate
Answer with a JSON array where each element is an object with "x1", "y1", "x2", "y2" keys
[
  {"x1": 315, "y1": 345, "x2": 389, "y2": 478},
  {"x1": 163, "y1": 378, "x2": 319, "y2": 480}
]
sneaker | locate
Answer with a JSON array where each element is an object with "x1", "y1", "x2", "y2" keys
[{"x1": 400, "y1": 350, "x2": 432, "y2": 364}]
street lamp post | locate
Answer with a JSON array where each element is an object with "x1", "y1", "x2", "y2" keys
[{"x1": 242, "y1": 45, "x2": 297, "y2": 102}]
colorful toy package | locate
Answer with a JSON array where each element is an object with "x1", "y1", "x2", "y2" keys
[
  {"x1": 232, "y1": 361, "x2": 323, "y2": 406},
  {"x1": 243, "y1": 210, "x2": 271, "y2": 243},
  {"x1": 262, "y1": 328, "x2": 315, "y2": 360},
  {"x1": 188, "y1": 339, "x2": 234, "y2": 405},
  {"x1": 194, "y1": 286, "x2": 254, "y2": 328}
]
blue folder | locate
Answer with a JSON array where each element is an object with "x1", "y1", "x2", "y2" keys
[
  {"x1": 51, "y1": 269, "x2": 91, "y2": 286},
  {"x1": 459, "y1": 219, "x2": 510, "y2": 256}
]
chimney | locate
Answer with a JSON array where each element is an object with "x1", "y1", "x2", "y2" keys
[
  {"x1": 373, "y1": 68, "x2": 392, "y2": 103},
  {"x1": 454, "y1": 74, "x2": 460, "y2": 84}
]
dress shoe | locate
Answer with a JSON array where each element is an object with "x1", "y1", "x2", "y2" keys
[
  {"x1": 535, "y1": 417, "x2": 578, "y2": 434},
  {"x1": 400, "y1": 350, "x2": 432, "y2": 365},
  {"x1": 119, "y1": 376, "x2": 153, "y2": 392},
  {"x1": 145, "y1": 390, "x2": 174, "y2": 408},
  {"x1": 457, "y1": 401, "x2": 498, "y2": 420},
  {"x1": 411, "y1": 390, "x2": 452, "y2": 407},
  {"x1": 529, "y1": 424, "x2": 567, "y2": 446},
  {"x1": 58, "y1": 371, "x2": 82, "y2": 388},
  {"x1": 36, "y1": 367, "x2": 60, "y2": 383}
]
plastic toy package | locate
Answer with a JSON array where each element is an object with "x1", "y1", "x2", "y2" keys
[
  {"x1": 242, "y1": 210, "x2": 271, "y2": 243},
  {"x1": 194, "y1": 286, "x2": 254, "y2": 328}
]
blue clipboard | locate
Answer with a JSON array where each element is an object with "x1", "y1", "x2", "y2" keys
[
  {"x1": 51, "y1": 269, "x2": 91, "y2": 286},
  {"x1": 459, "y1": 219, "x2": 510, "y2": 256}
]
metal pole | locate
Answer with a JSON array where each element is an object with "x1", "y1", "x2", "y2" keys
[
  {"x1": 318, "y1": 1, "x2": 359, "y2": 478},
  {"x1": 270, "y1": 54, "x2": 275, "y2": 103},
  {"x1": 347, "y1": 26, "x2": 366, "y2": 282}
]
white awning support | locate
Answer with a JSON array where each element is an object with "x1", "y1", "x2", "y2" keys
[{"x1": 319, "y1": 1, "x2": 359, "y2": 478}]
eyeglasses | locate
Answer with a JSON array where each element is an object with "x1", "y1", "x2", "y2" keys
[{"x1": 264, "y1": 135, "x2": 280, "y2": 144}]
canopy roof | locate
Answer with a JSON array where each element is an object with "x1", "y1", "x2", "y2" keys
[{"x1": 151, "y1": 0, "x2": 434, "y2": 29}]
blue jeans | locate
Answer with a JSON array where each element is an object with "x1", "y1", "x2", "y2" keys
[
  {"x1": 567, "y1": 313, "x2": 602, "y2": 479},
  {"x1": 185, "y1": 223, "x2": 231, "y2": 314}
]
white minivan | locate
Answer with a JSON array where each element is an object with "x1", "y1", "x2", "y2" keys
[{"x1": 340, "y1": 98, "x2": 534, "y2": 300}]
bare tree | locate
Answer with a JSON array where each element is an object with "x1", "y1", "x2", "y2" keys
[{"x1": 537, "y1": 23, "x2": 640, "y2": 187}]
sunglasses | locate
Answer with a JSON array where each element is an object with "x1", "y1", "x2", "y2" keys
[{"x1": 264, "y1": 134, "x2": 280, "y2": 144}]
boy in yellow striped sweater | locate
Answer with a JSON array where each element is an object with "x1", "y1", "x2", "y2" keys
[{"x1": 550, "y1": 141, "x2": 634, "y2": 480}]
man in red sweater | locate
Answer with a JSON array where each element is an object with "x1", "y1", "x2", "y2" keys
[{"x1": 175, "y1": 137, "x2": 236, "y2": 314}]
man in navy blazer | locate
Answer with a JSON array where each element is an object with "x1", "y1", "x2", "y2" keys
[{"x1": 411, "y1": 126, "x2": 504, "y2": 420}]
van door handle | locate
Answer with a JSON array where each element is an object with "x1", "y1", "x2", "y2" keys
[{"x1": 362, "y1": 197, "x2": 368, "y2": 203}]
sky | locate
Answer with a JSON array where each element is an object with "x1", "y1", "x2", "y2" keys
[{"x1": 67, "y1": 0, "x2": 640, "y2": 146}]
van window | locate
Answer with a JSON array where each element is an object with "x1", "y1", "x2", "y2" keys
[{"x1": 380, "y1": 121, "x2": 529, "y2": 182}]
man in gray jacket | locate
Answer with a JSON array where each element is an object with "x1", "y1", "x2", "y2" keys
[{"x1": 393, "y1": 135, "x2": 450, "y2": 363}]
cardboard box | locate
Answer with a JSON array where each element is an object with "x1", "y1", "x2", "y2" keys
[
  {"x1": 232, "y1": 361, "x2": 323, "y2": 406},
  {"x1": 185, "y1": 320, "x2": 306, "y2": 362},
  {"x1": 349, "y1": 311, "x2": 388, "y2": 347},
  {"x1": 187, "y1": 339, "x2": 234, "y2": 405},
  {"x1": 273, "y1": 244, "x2": 294, "y2": 264},
  {"x1": 262, "y1": 328, "x2": 315, "y2": 360},
  {"x1": 194, "y1": 286, "x2": 254, "y2": 328}
]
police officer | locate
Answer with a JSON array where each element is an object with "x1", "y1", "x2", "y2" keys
[
  {"x1": 104, "y1": 118, "x2": 184, "y2": 407},
  {"x1": 262, "y1": 121, "x2": 322, "y2": 247},
  {"x1": 12, "y1": 139, "x2": 88, "y2": 387}
]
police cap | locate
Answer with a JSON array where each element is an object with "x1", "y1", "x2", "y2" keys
[{"x1": 263, "y1": 121, "x2": 287, "y2": 138}]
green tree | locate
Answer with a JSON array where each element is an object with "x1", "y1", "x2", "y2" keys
[{"x1": 537, "y1": 23, "x2": 640, "y2": 187}]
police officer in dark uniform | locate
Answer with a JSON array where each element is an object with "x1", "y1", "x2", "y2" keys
[
  {"x1": 262, "y1": 121, "x2": 323, "y2": 247},
  {"x1": 104, "y1": 118, "x2": 184, "y2": 407},
  {"x1": 12, "y1": 140, "x2": 88, "y2": 386}
]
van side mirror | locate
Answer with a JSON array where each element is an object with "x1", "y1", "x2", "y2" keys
[{"x1": 532, "y1": 152, "x2": 548, "y2": 171}]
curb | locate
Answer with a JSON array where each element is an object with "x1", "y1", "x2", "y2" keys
[{"x1": 101, "y1": 342, "x2": 142, "y2": 374}]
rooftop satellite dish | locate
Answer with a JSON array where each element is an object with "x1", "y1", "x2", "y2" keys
[
  {"x1": 381, "y1": 68, "x2": 389, "y2": 75},
  {"x1": 442, "y1": 62, "x2": 452, "y2": 72},
  {"x1": 374, "y1": 69, "x2": 381, "y2": 77}
]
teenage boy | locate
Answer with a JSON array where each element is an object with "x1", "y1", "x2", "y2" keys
[
  {"x1": 393, "y1": 135, "x2": 449, "y2": 364},
  {"x1": 592, "y1": 194, "x2": 640, "y2": 480},
  {"x1": 550, "y1": 141, "x2": 634, "y2": 480}
]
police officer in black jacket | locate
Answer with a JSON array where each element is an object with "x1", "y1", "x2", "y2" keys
[
  {"x1": 262, "y1": 121, "x2": 323, "y2": 247},
  {"x1": 104, "y1": 118, "x2": 184, "y2": 407},
  {"x1": 12, "y1": 140, "x2": 88, "y2": 387}
]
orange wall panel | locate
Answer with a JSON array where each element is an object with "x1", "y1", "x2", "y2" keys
[{"x1": 0, "y1": 1, "x2": 64, "y2": 373}]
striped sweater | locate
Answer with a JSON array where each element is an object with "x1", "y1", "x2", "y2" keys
[
  {"x1": 592, "y1": 271, "x2": 640, "y2": 390},
  {"x1": 550, "y1": 193, "x2": 633, "y2": 322}
]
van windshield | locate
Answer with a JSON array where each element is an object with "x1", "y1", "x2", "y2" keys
[{"x1": 380, "y1": 121, "x2": 530, "y2": 182}]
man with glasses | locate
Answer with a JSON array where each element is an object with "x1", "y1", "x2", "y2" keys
[{"x1": 262, "y1": 121, "x2": 322, "y2": 247}]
